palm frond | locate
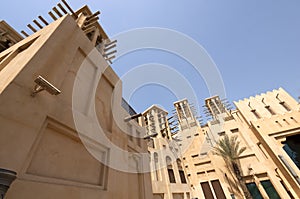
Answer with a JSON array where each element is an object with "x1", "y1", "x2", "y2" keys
[{"x1": 213, "y1": 134, "x2": 246, "y2": 161}]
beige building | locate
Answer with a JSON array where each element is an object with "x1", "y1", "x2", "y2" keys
[
  {"x1": 0, "y1": 2, "x2": 153, "y2": 199},
  {"x1": 145, "y1": 89, "x2": 300, "y2": 199},
  {"x1": 141, "y1": 104, "x2": 191, "y2": 199},
  {"x1": 1, "y1": 1, "x2": 300, "y2": 199}
]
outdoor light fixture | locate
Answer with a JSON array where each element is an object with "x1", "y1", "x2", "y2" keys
[
  {"x1": 0, "y1": 168, "x2": 17, "y2": 199},
  {"x1": 31, "y1": 75, "x2": 61, "y2": 97},
  {"x1": 124, "y1": 113, "x2": 142, "y2": 122}
]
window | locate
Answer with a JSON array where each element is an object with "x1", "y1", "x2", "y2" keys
[
  {"x1": 191, "y1": 154, "x2": 199, "y2": 158},
  {"x1": 177, "y1": 159, "x2": 187, "y2": 183},
  {"x1": 265, "y1": 105, "x2": 276, "y2": 115},
  {"x1": 280, "y1": 101, "x2": 291, "y2": 111},
  {"x1": 166, "y1": 156, "x2": 176, "y2": 183},
  {"x1": 251, "y1": 109, "x2": 261, "y2": 119},
  {"x1": 282, "y1": 134, "x2": 300, "y2": 169},
  {"x1": 136, "y1": 130, "x2": 141, "y2": 147},
  {"x1": 211, "y1": 180, "x2": 226, "y2": 199},
  {"x1": 194, "y1": 161, "x2": 211, "y2": 166},
  {"x1": 127, "y1": 124, "x2": 133, "y2": 141},
  {"x1": 218, "y1": 131, "x2": 225, "y2": 136},
  {"x1": 153, "y1": 153, "x2": 160, "y2": 181},
  {"x1": 280, "y1": 180, "x2": 294, "y2": 199},
  {"x1": 179, "y1": 170, "x2": 187, "y2": 184},
  {"x1": 246, "y1": 182, "x2": 263, "y2": 199},
  {"x1": 260, "y1": 180, "x2": 281, "y2": 199},
  {"x1": 230, "y1": 128, "x2": 239, "y2": 133},
  {"x1": 200, "y1": 182, "x2": 214, "y2": 199},
  {"x1": 186, "y1": 192, "x2": 190, "y2": 199}
]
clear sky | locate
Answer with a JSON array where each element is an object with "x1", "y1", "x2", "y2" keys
[{"x1": 1, "y1": 0, "x2": 300, "y2": 117}]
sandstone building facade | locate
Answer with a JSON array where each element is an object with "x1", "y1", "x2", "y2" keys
[
  {"x1": 145, "y1": 88, "x2": 300, "y2": 199},
  {"x1": 0, "y1": 2, "x2": 152, "y2": 199},
  {"x1": 0, "y1": 1, "x2": 299, "y2": 199}
]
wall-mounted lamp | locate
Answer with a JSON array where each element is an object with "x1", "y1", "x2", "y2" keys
[
  {"x1": 0, "y1": 168, "x2": 17, "y2": 199},
  {"x1": 31, "y1": 75, "x2": 61, "y2": 97}
]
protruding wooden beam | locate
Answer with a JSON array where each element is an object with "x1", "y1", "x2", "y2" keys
[
  {"x1": 105, "y1": 55, "x2": 115, "y2": 64},
  {"x1": 104, "y1": 44, "x2": 116, "y2": 52},
  {"x1": 86, "y1": 11, "x2": 100, "y2": 20},
  {"x1": 38, "y1": 16, "x2": 49, "y2": 25},
  {"x1": 33, "y1": 20, "x2": 43, "y2": 29},
  {"x1": 57, "y1": 3, "x2": 68, "y2": 14},
  {"x1": 83, "y1": 26, "x2": 96, "y2": 34},
  {"x1": 21, "y1": 30, "x2": 29, "y2": 37},
  {"x1": 84, "y1": 16, "x2": 99, "y2": 25},
  {"x1": 82, "y1": 21, "x2": 98, "y2": 30},
  {"x1": 61, "y1": 0, "x2": 78, "y2": 18},
  {"x1": 103, "y1": 50, "x2": 117, "y2": 57},
  {"x1": 105, "y1": 40, "x2": 117, "y2": 47},
  {"x1": 105, "y1": 55, "x2": 116, "y2": 61},
  {"x1": 48, "y1": 11, "x2": 58, "y2": 21},
  {"x1": 27, "y1": 24, "x2": 37, "y2": 33},
  {"x1": 0, "y1": 31, "x2": 7, "y2": 36},
  {"x1": 53, "y1": 7, "x2": 63, "y2": 17}
]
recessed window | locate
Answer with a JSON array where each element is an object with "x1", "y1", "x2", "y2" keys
[
  {"x1": 211, "y1": 180, "x2": 226, "y2": 199},
  {"x1": 246, "y1": 182, "x2": 263, "y2": 199},
  {"x1": 260, "y1": 180, "x2": 281, "y2": 199},
  {"x1": 265, "y1": 105, "x2": 276, "y2": 115},
  {"x1": 179, "y1": 170, "x2": 187, "y2": 183},
  {"x1": 230, "y1": 128, "x2": 239, "y2": 133},
  {"x1": 200, "y1": 182, "x2": 214, "y2": 199},
  {"x1": 127, "y1": 124, "x2": 133, "y2": 141},
  {"x1": 251, "y1": 109, "x2": 261, "y2": 119},
  {"x1": 218, "y1": 131, "x2": 225, "y2": 136},
  {"x1": 166, "y1": 156, "x2": 176, "y2": 183},
  {"x1": 207, "y1": 169, "x2": 215, "y2": 173},
  {"x1": 280, "y1": 101, "x2": 291, "y2": 111},
  {"x1": 136, "y1": 130, "x2": 141, "y2": 147}
]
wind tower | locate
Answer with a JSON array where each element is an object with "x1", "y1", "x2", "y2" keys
[
  {"x1": 173, "y1": 99, "x2": 199, "y2": 131},
  {"x1": 204, "y1": 96, "x2": 232, "y2": 121}
]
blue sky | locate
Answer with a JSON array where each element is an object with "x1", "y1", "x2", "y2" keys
[{"x1": 1, "y1": 0, "x2": 300, "y2": 116}]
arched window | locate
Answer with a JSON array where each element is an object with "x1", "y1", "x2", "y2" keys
[
  {"x1": 177, "y1": 159, "x2": 187, "y2": 183},
  {"x1": 166, "y1": 156, "x2": 176, "y2": 183},
  {"x1": 153, "y1": 152, "x2": 160, "y2": 180}
]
